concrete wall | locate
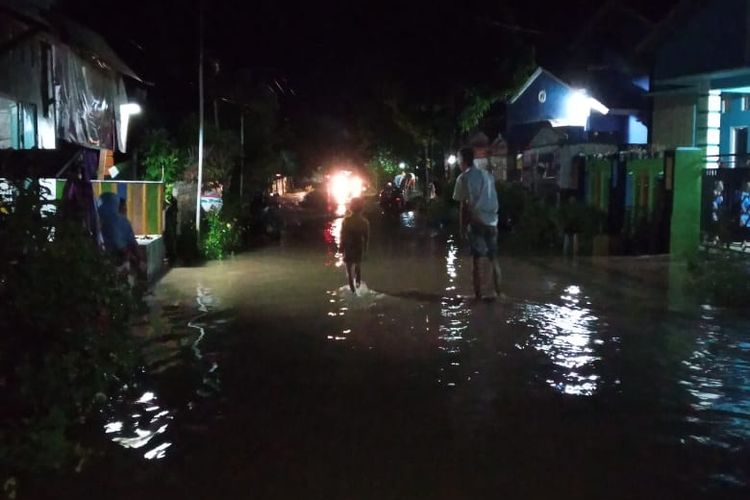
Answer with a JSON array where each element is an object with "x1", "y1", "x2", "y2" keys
[{"x1": 652, "y1": 94, "x2": 696, "y2": 150}]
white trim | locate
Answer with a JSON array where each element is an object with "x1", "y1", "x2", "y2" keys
[{"x1": 509, "y1": 67, "x2": 574, "y2": 104}]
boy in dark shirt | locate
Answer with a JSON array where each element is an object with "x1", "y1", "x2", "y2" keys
[{"x1": 340, "y1": 197, "x2": 370, "y2": 293}]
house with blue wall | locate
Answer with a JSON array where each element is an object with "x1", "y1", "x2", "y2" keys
[
  {"x1": 507, "y1": 67, "x2": 649, "y2": 146},
  {"x1": 505, "y1": 67, "x2": 649, "y2": 195},
  {"x1": 650, "y1": 0, "x2": 750, "y2": 248},
  {"x1": 651, "y1": 0, "x2": 750, "y2": 167}
]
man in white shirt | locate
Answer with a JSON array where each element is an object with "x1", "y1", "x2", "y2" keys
[{"x1": 452, "y1": 147, "x2": 502, "y2": 299}]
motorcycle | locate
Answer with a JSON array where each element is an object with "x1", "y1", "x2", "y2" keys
[{"x1": 379, "y1": 184, "x2": 405, "y2": 213}]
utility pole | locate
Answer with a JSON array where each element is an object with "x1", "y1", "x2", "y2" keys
[
  {"x1": 195, "y1": 1, "x2": 205, "y2": 237},
  {"x1": 239, "y1": 111, "x2": 245, "y2": 198}
]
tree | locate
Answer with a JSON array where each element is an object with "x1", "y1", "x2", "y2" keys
[
  {"x1": 365, "y1": 147, "x2": 400, "y2": 187},
  {"x1": 140, "y1": 128, "x2": 183, "y2": 200}
]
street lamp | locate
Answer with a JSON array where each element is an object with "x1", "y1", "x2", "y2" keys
[
  {"x1": 447, "y1": 154, "x2": 457, "y2": 166},
  {"x1": 399, "y1": 162, "x2": 406, "y2": 170}
]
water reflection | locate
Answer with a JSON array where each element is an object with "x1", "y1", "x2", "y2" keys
[
  {"x1": 513, "y1": 285, "x2": 601, "y2": 396},
  {"x1": 680, "y1": 308, "x2": 750, "y2": 450},
  {"x1": 103, "y1": 285, "x2": 223, "y2": 461},
  {"x1": 104, "y1": 389, "x2": 174, "y2": 460},
  {"x1": 324, "y1": 217, "x2": 344, "y2": 268},
  {"x1": 438, "y1": 236, "x2": 470, "y2": 388},
  {"x1": 400, "y1": 210, "x2": 416, "y2": 228}
]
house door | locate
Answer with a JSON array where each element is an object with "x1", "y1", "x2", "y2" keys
[{"x1": 732, "y1": 127, "x2": 748, "y2": 167}]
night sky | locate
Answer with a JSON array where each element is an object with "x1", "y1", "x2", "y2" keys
[{"x1": 60, "y1": 0, "x2": 682, "y2": 166}]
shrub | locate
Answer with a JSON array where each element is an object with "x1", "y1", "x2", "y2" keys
[
  {"x1": 200, "y1": 209, "x2": 239, "y2": 260},
  {"x1": 0, "y1": 179, "x2": 140, "y2": 487}
]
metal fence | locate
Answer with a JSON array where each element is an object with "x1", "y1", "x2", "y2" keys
[{"x1": 701, "y1": 167, "x2": 750, "y2": 246}]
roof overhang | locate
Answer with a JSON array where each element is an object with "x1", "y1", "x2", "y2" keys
[{"x1": 655, "y1": 66, "x2": 750, "y2": 90}]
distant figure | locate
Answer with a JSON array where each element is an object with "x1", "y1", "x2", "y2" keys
[
  {"x1": 453, "y1": 147, "x2": 502, "y2": 299},
  {"x1": 340, "y1": 197, "x2": 370, "y2": 293},
  {"x1": 99, "y1": 192, "x2": 140, "y2": 279}
]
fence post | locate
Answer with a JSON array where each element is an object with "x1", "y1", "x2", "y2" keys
[{"x1": 670, "y1": 148, "x2": 703, "y2": 259}]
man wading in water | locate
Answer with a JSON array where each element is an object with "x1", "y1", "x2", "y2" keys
[{"x1": 453, "y1": 147, "x2": 502, "y2": 300}]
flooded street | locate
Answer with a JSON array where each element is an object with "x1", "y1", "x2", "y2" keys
[{"x1": 65, "y1": 209, "x2": 750, "y2": 500}]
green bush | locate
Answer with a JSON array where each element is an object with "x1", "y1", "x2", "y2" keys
[
  {"x1": 0, "y1": 179, "x2": 140, "y2": 486},
  {"x1": 200, "y1": 209, "x2": 239, "y2": 260}
]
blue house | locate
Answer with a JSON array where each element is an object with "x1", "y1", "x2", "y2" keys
[{"x1": 507, "y1": 67, "x2": 649, "y2": 148}]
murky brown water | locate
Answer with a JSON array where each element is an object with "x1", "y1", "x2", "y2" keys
[{"x1": 52, "y1": 210, "x2": 750, "y2": 499}]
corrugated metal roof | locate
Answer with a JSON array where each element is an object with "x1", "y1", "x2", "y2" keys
[{"x1": 0, "y1": 0, "x2": 141, "y2": 81}]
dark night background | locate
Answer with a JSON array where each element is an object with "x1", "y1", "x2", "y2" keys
[{"x1": 57, "y1": 0, "x2": 682, "y2": 171}]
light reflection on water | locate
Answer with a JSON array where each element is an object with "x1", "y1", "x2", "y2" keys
[
  {"x1": 104, "y1": 389, "x2": 174, "y2": 460},
  {"x1": 400, "y1": 211, "x2": 416, "y2": 228},
  {"x1": 438, "y1": 236, "x2": 470, "y2": 388},
  {"x1": 104, "y1": 286, "x2": 223, "y2": 461},
  {"x1": 680, "y1": 308, "x2": 750, "y2": 455},
  {"x1": 325, "y1": 217, "x2": 344, "y2": 268},
  {"x1": 513, "y1": 285, "x2": 602, "y2": 396}
]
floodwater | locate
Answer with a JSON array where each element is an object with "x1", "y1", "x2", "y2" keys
[{"x1": 56, "y1": 208, "x2": 750, "y2": 499}]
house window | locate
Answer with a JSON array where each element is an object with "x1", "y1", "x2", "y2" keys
[
  {"x1": 742, "y1": 95, "x2": 750, "y2": 112},
  {"x1": 0, "y1": 97, "x2": 37, "y2": 149}
]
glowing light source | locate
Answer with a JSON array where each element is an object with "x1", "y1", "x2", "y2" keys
[
  {"x1": 399, "y1": 162, "x2": 406, "y2": 169},
  {"x1": 447, "y1": 154, "x2": 457, "y2": 166},
  {"x1": 120, "y1": 103, "x2": 142, "y2": 116},
  {"x1": 328, "y1": 170, "x2": 364, "y2": 212},
  {"x1": 554, "y1": 89, "x2": 610, "y2": 129}
]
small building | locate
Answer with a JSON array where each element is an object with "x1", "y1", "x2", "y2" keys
[{"x1": 0, "y1": 0, "x2": 142, "y2": 165}]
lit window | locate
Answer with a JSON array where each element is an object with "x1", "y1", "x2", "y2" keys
[
  {"x1": 743, "y1": 96, "x2": 750, "y2": 111},
  {"x1": 0, "y1": 97, "x2": 37, "y2": 149}
]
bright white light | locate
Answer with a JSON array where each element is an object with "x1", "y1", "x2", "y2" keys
[
  {"x1": 708, "y1": 113, "x2": 721, "y2": 128},
  {"x1": 447, "y1": 154, "x2": 457, "y2": 166},
  {"x1": 399, "y1": 162, "x2": 406, "y2": 169},
  {"x1": 559, "y1": 89, "x2": 609, "y2": 129},
  {"x1": 108, "y1": 165, "x2": 120, "y2": 178},
  {"x1": 565, "y1": 90, "x2": 592, "y2": 127},
  {"x1": 589, "y1": 98, "x2": 609, "y2": 115},
  {"x1": 328, "y1": 171, "x2": 364, "y2": 207},
  {"x1": 121, "y1": 103, "x2": 142, "y2": 116},
  {"x1": 330, "y1": 172, "x2": 350, "y2": 206},
  {"x1": 350, "y1": 176, "x2": 363, "y2": 198}
]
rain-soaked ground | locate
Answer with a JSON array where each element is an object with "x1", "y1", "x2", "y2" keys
[{"x1": 48, "y1": 207, "x2": 750, "y2": 499}]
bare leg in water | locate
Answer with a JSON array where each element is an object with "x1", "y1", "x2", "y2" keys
[
  {"x1": 472, "y1": 256, "x2": 502, "y2": 299},
  {"x1": 491, "y1": 257, "x2": 502, "y2": 295},
  {"x1": 472, "y1": 256, "x2": 482, "y2": 299},
  {"x1": 346, "y1": 262, "x2": 356, "y2": 292}
]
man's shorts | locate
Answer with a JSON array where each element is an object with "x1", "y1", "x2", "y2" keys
[{"x1": 468, "y1": 223, "x2": 498, "y2": 258}]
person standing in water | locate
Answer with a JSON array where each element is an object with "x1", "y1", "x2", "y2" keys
[
  {"x1": 340, "y1": 197, "x2": 370, "y2": 293},
  {"x1": 453, "y1": 147, "x2": 502, "y2": 299}
]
